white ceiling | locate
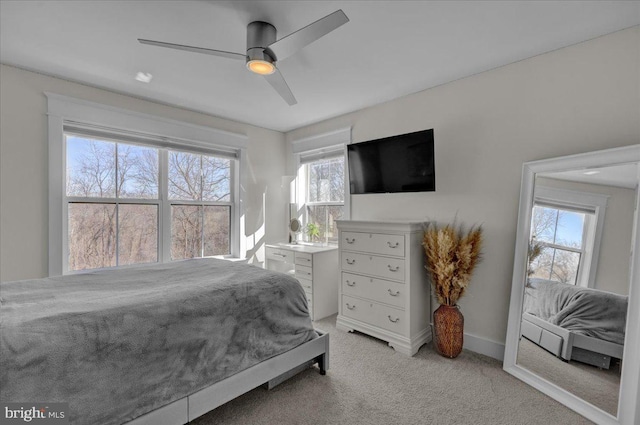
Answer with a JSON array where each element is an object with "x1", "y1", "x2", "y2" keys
[{"x1": 1, "y1": 1, "x2": 639, "y2": 132}]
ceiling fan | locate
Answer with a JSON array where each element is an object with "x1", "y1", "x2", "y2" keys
[{"x1": 138, "y1": 9, "x2": 349, "y2": 106}]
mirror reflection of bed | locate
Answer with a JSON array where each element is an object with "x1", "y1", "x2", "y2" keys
[{"x1": 515, "y1": 163, "x2": 638, "y2": 417}]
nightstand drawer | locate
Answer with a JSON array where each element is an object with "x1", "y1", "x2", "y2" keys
[
  {"x1": 266, "y1": 246, "x2": 294, "y2": 263},
  {"x1": 342, "y1": 272, "x2": 406, "y2": 309},
  {"x1": 342, "y1": 295, "x2": 407, "y2": 335},
  {"x1": 341, "y1": 252, "x2": 405, "y2": 282},
  {"x1": 295, "y1": 265, "x2": 313, "y2": 281},
  {"x1": 305, "y1": 293, "x2": 313, "y2": 317},
  {"x1": 298, "y1": 277, "x2": 313, "y2": 294},
  {"x1": 341, "y1": 232, "x2": 405, "y2": 257},
  {"x1": 295, "y1": 252, "x2": 313, "y2": 266}
]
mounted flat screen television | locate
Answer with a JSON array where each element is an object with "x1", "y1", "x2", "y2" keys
[{"x1": 347, "y1": 129, "x2": 435, "y2": 194}]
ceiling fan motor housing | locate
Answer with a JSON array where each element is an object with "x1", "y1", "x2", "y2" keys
[{"x1": 246, "y1": 21, "x2": 277, "y2": 64}]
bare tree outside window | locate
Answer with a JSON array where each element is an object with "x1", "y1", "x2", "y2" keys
[
  {"x1": 68, "y1": 203, "x2": 116, "y2": 270},
  {"x1": 529, "y1": 205, "x2": 587, "y2": 284},
  {"x1": 169, "y1": 151, "x2": 231, "y2": 260},
  {"x1": 65, "y1": 135, "x2": 232, "y2": 271},
  {"x1": 117, "y1": 144, "x2": 159, "y2": 199},
  {"x1": 171, "y1": 205, "x2": 202, "y2": 260},
  {"x1": 66, "y1": 136, "x2": 159, "y2": 271},
  {"x1": 305, "y1": 156, "x2": 344, "y2": 244},
  {"x1": 67, "y1": 138, "x2": 116, "y2": 198},
  {"x1": 119, "y1": 204, "x2": 158, "y2": 266}
]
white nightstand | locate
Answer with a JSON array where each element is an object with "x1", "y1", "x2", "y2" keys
[{"x1": 265, "y1": 243, "x2": 339, "y2": 321}]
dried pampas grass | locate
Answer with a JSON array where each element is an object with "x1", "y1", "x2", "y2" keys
[{"x1": 422, "y1": 222, "x2": 483, "y2": 306}]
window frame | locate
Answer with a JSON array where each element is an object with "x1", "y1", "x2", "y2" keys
[
  {"x1": 291, "y1": 128, "x2": 352, "y2": 245},
  {"x1": 165, "y1": 149, "x2": 235, "y2": 261},
  {"x1": 530, "y1": 203, "x2": 592, "y2": 285},
  {"x1": 532, "y1": 185, "x2": 609, "y2": 288},
  {"x1": 47, "y1": 93, "x2": 247, "y2": 275},
  {"x1": 301, "y1": 155, "x2": 346, "y2": 244}
]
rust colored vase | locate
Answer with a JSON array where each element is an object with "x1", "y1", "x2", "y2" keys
[{"x1": 433, "y1": 304, "x2": 464, "y2": 358}]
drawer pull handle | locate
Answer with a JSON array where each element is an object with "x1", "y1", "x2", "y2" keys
[
  {"x1": 346, "y1": 259, "x2": 356, "y2": 265},
  {"x1": 388, "y1": 289, "x2": 399, "y2": 296},
  {"x1": 345, "y1": 237, "x2": 356, "y2": 244},
  {"x1": 274, "y1": 253, "x2": 287, "y2": 257},
  {"x1": 387, "y1": 242, "x2": 399, "y2": 248},
  {"x1": 346, "y1": 280, "x2": 356, "y2": 287},
  {"x1": 346, "y1": 303, "x2": 356, "y2": 310},
  {"x1": 388, "y1": 265, "x2": 400, "y2": 272},
  {"x1": 388, "y1": 315, "x2": 400, "y2": 323}
]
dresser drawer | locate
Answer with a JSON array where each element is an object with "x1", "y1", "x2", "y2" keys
[
  {"x1": 341, "y1": 232, "x2": 405, "y2": 257},
  {"x1": 342, "y1": 272, "x2": 406, "y2": 309},
  {"x1": 266, "y1": 246, "x2": 294, "y2": 263},
  {"x1": 342, "y1": 295, "x2": 407, "y2": 335},
  {"x1": 295, "y1": 265, "x2": 313, "y2": 282},
  {"x1": 341, "y1": 252, "x2": 405, "y2": 282},
  {"x1": 294, "y1": 252, "x2": 313, "y2": 266}
]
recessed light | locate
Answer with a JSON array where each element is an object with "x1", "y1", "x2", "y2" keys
[
  {"x1": 583, "y1": 170, "x2": 600, "y2": 175},
  {"x1": 135, "y1": 72, "x2": 153, "y2": 83}
]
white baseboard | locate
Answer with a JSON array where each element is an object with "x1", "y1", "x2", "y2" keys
[
  {"x1": 429, "y1": 324, "x2": 505, "y2": 361},
  {"x1": 463, "y1": 332, "x2": 505, "y2": 361}
]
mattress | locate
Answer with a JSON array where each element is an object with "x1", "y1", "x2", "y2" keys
[{"x1": 0, "y1": 258, "x2": 317, "y2": 425}]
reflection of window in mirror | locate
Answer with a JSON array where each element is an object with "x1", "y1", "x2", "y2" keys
[
  {"x1": 530, "y1": 204, "x2": 593, "y2": 285},
  {"x1": 530, "y1": 186, "x2": 608, "y2": 288}
]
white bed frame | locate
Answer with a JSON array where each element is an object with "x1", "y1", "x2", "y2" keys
[
  {"x1": 521, "y1": 313, "x2": 623, "y2": 369},
  {"x1": 125, "y1": 331, "x2": 329, "y2": 425}
]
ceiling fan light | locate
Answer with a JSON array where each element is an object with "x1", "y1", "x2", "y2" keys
[{"x1": 247, "y1": 60, "x2": 275, "y2": 75}]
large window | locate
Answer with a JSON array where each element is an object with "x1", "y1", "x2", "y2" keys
[
  {"x1": 168, "y1": 150, "x2": 231, "y2": 260},
  {"x1": 65, "y1": 134, "x2": 233, "y2": 272},
  {"x1": 299, "y1": 155, "x2": 345, "y2": 244}
]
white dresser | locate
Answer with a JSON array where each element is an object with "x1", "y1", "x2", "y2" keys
[
  {"x1": 265, "y1": 243, "x2": 339, "y2": 321},
  {"x1": 335, "y1": 220, "x2": 431, "y2": 356}
]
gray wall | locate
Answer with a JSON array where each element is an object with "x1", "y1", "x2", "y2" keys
[
  {"x1": 0, "y1": 64, "x2": 287, "y2": 281},
  {"x1": 285, "y1": 27, "x2": 640, "y2": 345}
]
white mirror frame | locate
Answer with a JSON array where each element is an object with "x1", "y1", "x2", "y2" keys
[{"x1": 503, "y1": 145, "x2": 640, "y2": 425}]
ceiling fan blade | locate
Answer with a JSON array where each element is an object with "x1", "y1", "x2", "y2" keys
[
  {"x1": 138, "y1": 39, "x2": 246, "y2": 60},
  {"x1": 264, "y1": 68, "x2": 297, "y2": 106},
  {"x1": 267, "y1": 9, "x2": 349, "y2": 61}
]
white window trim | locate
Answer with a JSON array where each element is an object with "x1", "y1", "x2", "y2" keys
[
  {"x1": 291, "y1": 128, "x2": 351, "y2": 227},
  {"x1": 533, "y1": 185, "x2": 609, "y2": 288},
  {"x1": 46, "y1": 93, "x2": 248, "y2": 276}
]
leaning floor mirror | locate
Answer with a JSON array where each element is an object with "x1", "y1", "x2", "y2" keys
[{"x1": 504, "y1": 145, "x2": 640, "y2": 425}]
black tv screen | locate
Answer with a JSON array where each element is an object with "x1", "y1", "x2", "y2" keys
[{"x1": 347, "y1": 129, "x2": 435, "y2": 194}]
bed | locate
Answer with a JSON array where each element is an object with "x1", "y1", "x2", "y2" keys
[
  {"x1": 0, "y1": 258, "x2": 328, "y2": 425},
  {"x1": 521, "y1": 278, "x2": 627, "y2": 369}
]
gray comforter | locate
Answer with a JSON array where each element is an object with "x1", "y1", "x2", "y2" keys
[
  {"x1": 0, "y1": 259, "x2": 317, "y2": 425},
  {"x1": 523, "y1": 278, "x2": 627, "y2": 345}
]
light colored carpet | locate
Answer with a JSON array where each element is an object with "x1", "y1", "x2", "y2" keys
[
  {"x1": 191, "y1": 315, "x2": 593, "y2": 425},
  {"x1": 517, "y1": 338, "x2": 620, "y2": 416}
]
